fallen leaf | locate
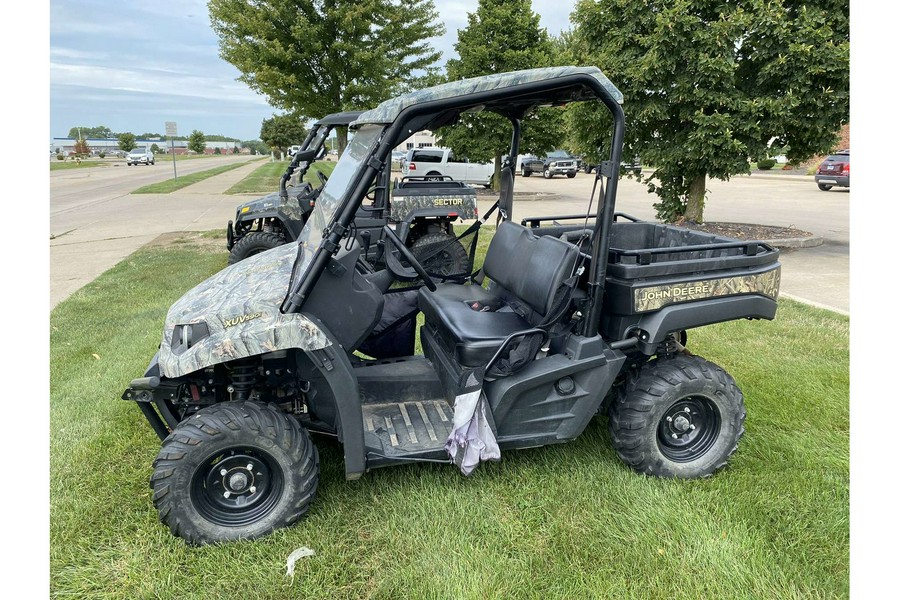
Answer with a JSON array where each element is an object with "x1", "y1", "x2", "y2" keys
[
  {"x1": 92, "y1": 353, "x2": 101, "y2": 360},
  {"x1": 657, "y1": 548, "x2": 665, "y2": 556},
  {"x1": 286, "y1": 546, "x2": 315, "y2": 581}
]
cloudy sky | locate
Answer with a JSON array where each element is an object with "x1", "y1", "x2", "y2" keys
[{"x1": 50, "y1": 0, "x2": 578, "y2": 141}]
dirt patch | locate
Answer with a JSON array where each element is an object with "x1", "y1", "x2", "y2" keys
[
  {"x1": 145, "y1": 231, "x2": 225, "y2": 252},
  {"x1": 675, "y1": 219, "x2": 814, "y2": 241}
]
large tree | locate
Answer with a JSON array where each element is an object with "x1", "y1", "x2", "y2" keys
[
  {"x1": 571, "y1": 0, "x2": 849, "y2": 223},
  {"x1": 437, "y1": 0, "x2": 565, "y2": 190},
  {"x1": 208, "y1": 0, "x2": 445, "y2": 155},
  {"x1": 68, "y1": 125, "x2": 113, "y2": 139},
  {"x1": 259, "y1": 113, "x2": 307, "y2": 156}
]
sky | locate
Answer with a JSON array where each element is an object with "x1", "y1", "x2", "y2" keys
[{"x1": 50, "y1": 0, "x2": 577, "y2": 142}]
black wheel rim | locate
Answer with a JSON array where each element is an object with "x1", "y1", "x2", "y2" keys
[
  {"x1": 422, "y1": 249, "x2": 460, "y2": 275},
  {"x1": 191, "y1": 447, "x2": 284, "y2": 527},
  {"x1": 656, "y1": 395, "x2": 721, "y2": 462}
]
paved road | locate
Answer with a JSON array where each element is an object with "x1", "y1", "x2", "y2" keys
[
  {"x1": 50, "y1": 155, "x2": 262, "y2": 307},
  {"x1": 50, "y1": 162, "x2": 849, "y2": 314}
]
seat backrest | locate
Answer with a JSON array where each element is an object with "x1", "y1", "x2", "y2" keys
[{"x1": 483, "y1": 222, "x2": 579, "y2": 316}]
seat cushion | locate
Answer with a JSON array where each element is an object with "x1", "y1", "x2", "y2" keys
[{"x1": 419, "y1": 284, "x2": 530, "y2": 366}]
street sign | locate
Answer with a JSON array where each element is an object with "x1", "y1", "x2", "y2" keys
[{"x1": 165, "y1": 122, "x2": 178, "y2": 179}]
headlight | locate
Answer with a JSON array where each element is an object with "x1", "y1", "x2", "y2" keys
[
  {"x1": 550, "y1": 162, "x2": 557, "y2": 168},
  {"x1": 171, "y1": 322, "x2": 210, "y2": 355}
]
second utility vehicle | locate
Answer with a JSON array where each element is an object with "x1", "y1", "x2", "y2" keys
[
  {"x1": 124, "y1": 66, "x2": 780, "y2": 545},
  {"x1": 226, "y1": 112, "x2": 476, "y2": 278}
]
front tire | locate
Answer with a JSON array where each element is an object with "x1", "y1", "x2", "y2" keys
[
  {"x1": 150, "y1": 401, "x2": 319, "y2": 545},
  {"x1": 411, "y1": 231, "x2": 470, "y2": 277},
  {"x1": 522, "y1": 168, "x2": 531, "y2": 178},
  {"x1": 608, "y1": 354, "x2": 745, "y2": 479},
  {"x1": 566, "y1": 172, "x2": 576, "y2": 178},
  {"x1": 543, "y1": 168, "x2": 552, "y2": 179},
  {"x1": 817, "y1": 183, "x2": 833, "y2": 191},
  {"x1": 228, "y1": 231, "x2": 287, "y2": 265}
]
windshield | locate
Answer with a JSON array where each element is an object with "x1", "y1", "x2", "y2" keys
[
  {"x1": 289, "y1": 125, "x2": 331, "y2": 187},
  {"x1": 131, "y1": 149, "x2": 147, "y2": 154},
  {"x1": 547, "y1": 150, "x2": 570, "y2": 158},
  {"x1": 286, "y1": 124, "x2": 385, "y2": 295}
]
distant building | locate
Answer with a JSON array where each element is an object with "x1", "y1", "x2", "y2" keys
[{"x1": 394, "y1": 130, "x2": 435, "y2": 153}]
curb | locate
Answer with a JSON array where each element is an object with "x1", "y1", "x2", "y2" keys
[
  {"x1": 760, "y1": 235, "x2": 823, "y2": 249},
  {"x1": 780, "y1": 292, "x2": 849, "y2": 317}
]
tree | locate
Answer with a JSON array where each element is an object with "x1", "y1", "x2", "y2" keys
[
  {"x1": 150, "y1": 143, "x2": 161, "y2": 154},
  {"x1": 242, "y1": 140, "x2": 270, "y2": 155},
  {"x1": 214, "y1": 147, "x2": 222, "y2": 155},
  {"x1": 188, "y1": 130, "x2": 207, "y2": 154},
  {"x1": 117, "y1": 132, "x2": 136, "y2": 153},
  {"x1": 232, "y1": 146, "x2": 240, "y2": 154},
  {"x1": 436, "y1": 0, "x2": 566, "y2": 190},
  {"x1": 73, "y1": 138, "x2": 90, "y2": 156},
  {"x1": 208, "y1": 0, "x2": 445, "y2": 155},
  {"x1": 571, "y1": 0, "x2": 849, "y2": 223},
  {"x1": 68, "y1": 125, "x2": 112, "y2": 139},
  {"x1": 259, "y1": 114, "x2": 307, "y2": 156}
]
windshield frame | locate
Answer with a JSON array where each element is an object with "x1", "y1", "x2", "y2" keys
[{"x1": 281, "y1": 124, "x2": 386, "y2": 312}]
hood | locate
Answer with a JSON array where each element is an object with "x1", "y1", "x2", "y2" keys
[
  {"x1": 157, "y1": 241, "x2": 331, "y2": 378},
  {"x1": 235, "y1": 189, "x2": 310, "y2": 222}
]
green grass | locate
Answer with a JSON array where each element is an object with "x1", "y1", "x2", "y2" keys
[
  {"x1": 131, "y1": 160, "x2": 261, "y2": 194},
  {"x1": 50, "y1": 232, "x2": 848, "y2": 599},
  {"x1": 225, "y1": 161, "x2": 337, "y2": 194},
  {"x1": 50, "y1": 160, "x2": 111, "y2": 171}
]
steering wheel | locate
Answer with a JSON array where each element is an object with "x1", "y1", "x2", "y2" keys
[
  {"x1": 382, "y1": 226, "x2": 437, "y2": 291},
  {"x1": 317, "y1": 170, "x2": 328, "y2": 186}
]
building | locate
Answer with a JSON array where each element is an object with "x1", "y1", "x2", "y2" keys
[
  {"x1": 50, "y1": 138, "x2": 244, "y2": 156},
  {"x1": 394, "y1": 130, "x2": 436, "y2": 153}
]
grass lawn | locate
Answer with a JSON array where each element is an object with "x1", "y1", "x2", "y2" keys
[
  {"x1": 131, "y1": 160, "x2": 262, "y2": 194},
  {"x1": 49, "y1": 160, "x2": 111, "y2": 171},
  {"x1": 225, "y1": 161, "x2": 337, "y2": 194},
  {"x1": 50, "y1": 231, "x2": 848, "y2": 599}
]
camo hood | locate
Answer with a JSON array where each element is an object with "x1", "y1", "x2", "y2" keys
[{"x1": 158, "y1": 241, "x2": 330, "y2": 378}]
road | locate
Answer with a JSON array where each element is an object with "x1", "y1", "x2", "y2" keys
[
  {"x1": 50, "y1": 155, "x2": 262, "y2": 307},
  {"x1": 50, "y1": 162, "x2": 849, "y2": 314}
]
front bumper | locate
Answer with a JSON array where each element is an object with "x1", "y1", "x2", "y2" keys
[
  {"x1": 548, "y1": 166, "x2": 577, "y2": 175},
  {"x1": 815, "y1": 174, "x2": 849, "y2": 187}
]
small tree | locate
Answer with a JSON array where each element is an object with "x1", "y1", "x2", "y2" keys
[
  {"x1": 150, "y1": 143, "x2": 161, "y2": 153},
  {"x1": 117, "y1": 132, "x2": 136, "y2": 153},
  {"x1": 260, "y1": 114, "x2": 306, "y2": 157},
  {"x1": 73, "y1": 139, "x2": 90, "y2": 156},
  {"x1": 188, "y1": 130, "x2": 207, "y2": 154},
  {"x1": 214, "y1": 147, "x2": 222, "y2": 155},
  {"x1": 232, "y1": 145, "x2": 240, "y2": 154}
]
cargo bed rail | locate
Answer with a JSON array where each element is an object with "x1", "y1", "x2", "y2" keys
[
  {"x1": 608, "y1": 239, "x2": 775, "y2": 266},
  {"x1": 520, "y1": 211, "x2": 642, "y2": 227}
]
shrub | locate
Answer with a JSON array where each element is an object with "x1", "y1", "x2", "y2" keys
[
  {"x1": 98, "y1": 152, "x2": 106, "y2": 158},
  {"x1": 56, "y1": 154, "x2": 65, "y2": 161},
  {"x1": 757, "y1": 158, "x2": 776, "y2": 170}
]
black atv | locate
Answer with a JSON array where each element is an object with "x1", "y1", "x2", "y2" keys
[
  {"x1": 226, "y1": 111, "x2": 475, "y2": 279},
  {"x1": 124, "y1": 67, "x2": 781, "y2": 545}
]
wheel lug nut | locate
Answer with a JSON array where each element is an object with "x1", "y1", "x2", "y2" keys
[
  {"x1": 666, "y1": 416, "x2": 673, "y2": 422},
  {"x1": 220, "y1": 468, "x2": 227, "y2": 476},
  {"x1": 247, "y1": 463, "x2": 254, "y2": 471},
  {"x1": 223, "y1": 491, "x2": 231, "y2": 498},
  {"x1": 250, "y1": 486, "x2": 257, "y2": 494},
  {"x1": 684, "y1": 407, "x2": 691, "y2": 413},
  {"x1": 690, "y1": 424, "x2": 696, "y2": 430},
  {"x1": 671, "y1": 433, "x2": 678, "y2": 439}
]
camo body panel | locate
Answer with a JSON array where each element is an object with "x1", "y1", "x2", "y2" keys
[
  {"x1": 634, "y1": 267, "x2": 781, "y2": 313},
  {"x1": 389, "y1": 194, "x2": 478, "y2": 222},
  {"x1": 158, "y1": 241, "x2": 329, "y2": 378},
  {"x1": 235, "y1": 189, "x2": 311, "y2": 223},
  {"x1": 353, "y1": 66, "x2": 624, "y2": 126}
]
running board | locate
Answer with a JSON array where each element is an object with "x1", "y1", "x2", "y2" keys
[{"x1": 363, "y1": 399, "x2": 454, "y2": 464}]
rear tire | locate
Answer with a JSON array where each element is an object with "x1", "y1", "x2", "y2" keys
[
  {"x1": 150, "y1": 401, "x2": 319, "y2": 545},
  {"x1": 411, "y1": 231, "x2": 470, "y2": 277},
  {"x1": 228, "y1": 231, "x2": 287, "y2": 265},
  {"x1": 608, "y1": 354, "x2": 745, "y2": 479},
  {"x1": 425, "y1": 171, "x2": 442, "y2": 181},
  {"x1": 522, "y1": 168, "x2": 531, "y2": 178},
  {"x1": 566, "y1": 172, "x2": 576, "y2": 178},
  {"x1": 817, "y1": 183, "x2": 833, "y2": 191}
]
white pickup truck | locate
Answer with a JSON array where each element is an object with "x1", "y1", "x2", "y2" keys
[{"x1": 400, "y1": 147, "x2": 493, "y2": 186}]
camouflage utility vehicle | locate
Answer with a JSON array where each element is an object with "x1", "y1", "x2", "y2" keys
[
  {"x1": 124, "y1": 67, "x2": 781, "y2": 544},
  {"x1": 226, "y1": 112, "x2": 475, "y2": 279}
]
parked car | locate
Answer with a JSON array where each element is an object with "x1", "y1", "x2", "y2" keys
[
  {"x1": 400, "y1": 147, "x2": 493, "y2": 186},
  {"x1": 288, "y1": 145, "x2": 303, "y2": 157},
  {"x1": 521, "y1": 150, "x2": 579, "y2": 178},
  {"x1": 814, "y1": 150, "x2": 849, "y2": 191},
  {"x1": 391, "y1": 150, "x2": 406, "y2": 164},
  {"x1": 126, "y1": 148, "x2": 154, "y2": 166},
  {"x1": 583, "y1": 156, "x2": 642, "y2": 175}
]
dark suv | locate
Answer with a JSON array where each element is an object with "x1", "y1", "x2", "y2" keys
[{"x1": 815, "y1": 150, "x2": 849, "y2": 191}]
